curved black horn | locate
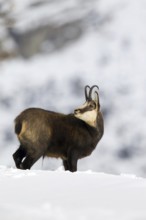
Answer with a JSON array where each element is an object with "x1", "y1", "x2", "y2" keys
[
  {"x1": 89, "y1": 85, "x2": 99, "y2": 100},
  {"x1": 84, "y1": 85, "x2": 90, "y2": 100}
]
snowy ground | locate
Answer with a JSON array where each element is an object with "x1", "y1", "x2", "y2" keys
[
  {"x1": 1, "y1": 1, "x2": 146, "y2": 219},
  {"x1": 0, "y1": 166, "x2": 146, "y2": 220}
]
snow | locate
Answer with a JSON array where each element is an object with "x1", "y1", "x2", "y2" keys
[
  {"x1": 0, "y1": 166, "x2": 146, "y2": 220},
  {"x1": 1, "y1": 0, "x2": 146, "y2": 218}
]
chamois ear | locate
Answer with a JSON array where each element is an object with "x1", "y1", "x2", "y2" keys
[{"x1": 94, "y1": 91, "x2": 100, "y2": 110}]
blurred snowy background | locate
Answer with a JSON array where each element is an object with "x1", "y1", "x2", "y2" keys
[{"x1": 0, "y1": 0, "x2": 146, "y2": 177}]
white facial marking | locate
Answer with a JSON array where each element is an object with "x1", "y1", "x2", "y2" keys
[{"x1": 74, "y1": 102, "x2": 98, "y2": 127}]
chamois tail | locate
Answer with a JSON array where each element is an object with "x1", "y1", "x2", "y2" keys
[{"x1": 15, "y1": 120, "x2": 22, "y2": 135}]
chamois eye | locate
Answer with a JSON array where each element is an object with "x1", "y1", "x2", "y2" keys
[{"x1": 89, "y1": 103, "x2": 96, "y2": 109}]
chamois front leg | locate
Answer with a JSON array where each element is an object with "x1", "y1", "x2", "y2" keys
[
  {"x1": 63, "y1": 160, "x2": 69, "y2": 171},
  {"x1": 67, "y1": 148, "x2": 79, "y2": 172}
]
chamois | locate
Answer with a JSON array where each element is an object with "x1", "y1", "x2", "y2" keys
[{"x1": 13, "y1": 85, "x2": 104, "y2": 172}]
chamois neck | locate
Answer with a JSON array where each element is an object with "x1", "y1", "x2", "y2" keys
[
  {"x1": 96, "y1": 111, "x2": 104, "y2": 136},
  {"x1": 85, "y1": 119, "x2": 97, "y2": 128}
]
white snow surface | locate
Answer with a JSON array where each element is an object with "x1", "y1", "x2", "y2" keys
[
  {"x1": 0, "y1": 166, "x2": 146, "y2": 220},
  {"x1": 1, "y1": 1, "x2": 146, "y2": 218}
]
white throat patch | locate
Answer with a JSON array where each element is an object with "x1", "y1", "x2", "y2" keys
[{"x1": 75, "y1": 109, "x2": 97, "y2": 127}]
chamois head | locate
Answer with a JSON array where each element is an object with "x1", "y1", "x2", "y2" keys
[{"x1": 74, "y1": 85, "x2": 100, "y2": 127}]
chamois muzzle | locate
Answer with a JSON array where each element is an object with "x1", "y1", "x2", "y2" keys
[{"x1": 74, "y1": 109, "x2": 81, "y2": 115}]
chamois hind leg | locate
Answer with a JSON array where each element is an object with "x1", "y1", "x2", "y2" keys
[
  {"x1": 20, "y1": 152, "x2": 42, "y2": 170},
  {"x1": 13, "y1": 145, "x2": 26, "y2": 169},
  {"x1": 19, "y1": 141, "x2": 48, "y2": 170},
  {"x1": 67, "y1": 149, "x2": 79, "y2": 172}
]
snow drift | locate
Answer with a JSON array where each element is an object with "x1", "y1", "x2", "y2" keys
[{"x1": 0, "y1": 166, "x2": 146, "y2": 220}]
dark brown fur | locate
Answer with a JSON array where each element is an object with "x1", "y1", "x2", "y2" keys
[{"x1": 13, "y1": 86, "x2": 104, "y2": 172}]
